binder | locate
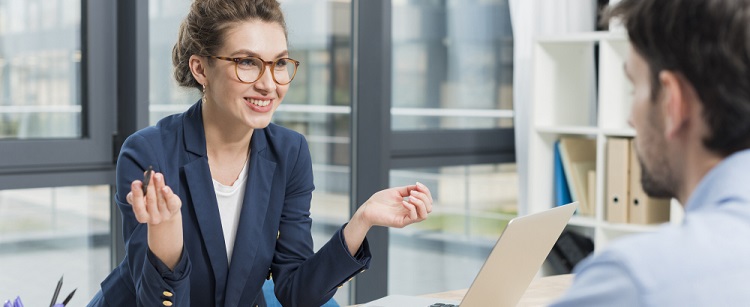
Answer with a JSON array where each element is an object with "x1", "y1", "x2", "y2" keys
[
  {"x1": 559, "y1": 137, "x2": 596, "y2": 215},
  {"x1": 628, "y1": 140, "x2": 671, "y2": 224},
  {"x1": 553, "y1": 140, "x2": 573, "y2": 207},
  {"x1": 606, "y1": 138, "x2": 630, "y2": 223},
  {"x1": 587, "y1": 170, "x2": 596, "y2": 217}
]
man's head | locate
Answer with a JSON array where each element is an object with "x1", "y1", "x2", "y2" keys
[{"x1": 610, "y1": 0, "x2": 750, "y2": 198}]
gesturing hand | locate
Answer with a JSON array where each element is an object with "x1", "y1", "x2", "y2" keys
[
  {"x1": 359, "y1": 182, "x2": 433, "y2": 228},
  {"x1": 126, "y1": 171, "x2": 182, "y2": 225}
]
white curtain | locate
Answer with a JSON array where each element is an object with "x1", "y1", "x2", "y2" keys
[{"x1": 508, "y1": 0, "x2": 596, "y2": 215}]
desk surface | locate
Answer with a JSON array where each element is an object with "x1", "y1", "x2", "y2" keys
[
  {"x1": 352, "y1": 274, "x2": 573, "y2": 307},
  {"x1": 426, "y1": 274, "x2": 573, "y2": 306}
]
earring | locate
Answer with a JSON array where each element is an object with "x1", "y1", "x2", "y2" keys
[{"x1": 202, "y1": 83, "x2": 208, "y2": 104}]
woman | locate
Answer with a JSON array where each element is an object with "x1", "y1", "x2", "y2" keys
[{"x1": 89, "y1": 0, "x2": 432, "y2": 306}]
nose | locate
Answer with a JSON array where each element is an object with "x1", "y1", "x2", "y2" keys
[{"x1": 253, "y1": 65, "x2": 277, "y2": 94}]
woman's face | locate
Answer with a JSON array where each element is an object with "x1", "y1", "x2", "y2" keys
[{"x1": 204, "y1": 20, "x2": 289, "y2": 130}]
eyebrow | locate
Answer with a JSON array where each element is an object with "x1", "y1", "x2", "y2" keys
[{"x1": 229, "y1": 49, "x2": 289, "y2": 59}]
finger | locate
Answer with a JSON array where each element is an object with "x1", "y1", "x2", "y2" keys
[
  {"x1": 154, "y1": 173, "x2": 169, "y2": 217},
  {"x1": 163, "y1": 186, "x2": 182, "y2": 214},
  {"x1": 391, "y1": 185, "x2": 414, "y2": 198},
  {"x1": 145, "y1": 173, "x2": 161, "y2": 224},
  {"x1": 412, "y1": 188, "x2": 432, "y2": 213},
  {"x1": 402, "y1": 200, "x2": 418, "y2": 222},
  {"x1": 416, "y1": 182, "x2": 433, "y2": 204},
  {"x1": 130, "y1": 181, "x2": 149, "y2": 223},
  {"x1": 409, "y1": 190, "x2": 429, "y2": 219}
]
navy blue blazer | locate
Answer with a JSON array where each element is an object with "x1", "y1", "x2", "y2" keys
[{"x1": 93, "y1": 101, "x2": 371, "y2": 306}]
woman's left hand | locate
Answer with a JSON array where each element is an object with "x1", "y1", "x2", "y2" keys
[{"x1": 358, "y1": 182, "x2": 433, "y2": 228}]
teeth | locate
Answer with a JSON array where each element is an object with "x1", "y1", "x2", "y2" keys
[{"x1": 248, "y1": 99, "x2": 271, "y2": 107}]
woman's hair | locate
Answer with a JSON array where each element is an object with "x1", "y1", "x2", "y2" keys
[{"x1": 172, "y1": 0, "x2": 287, "y2": 91}]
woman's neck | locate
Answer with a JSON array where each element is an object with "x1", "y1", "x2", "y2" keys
[
  {"x1": 202, "y1": 101, "x2": 254, "y2": 155},
  {"x1": 202, "y1": 102, "x2": 253, "y2": 185}
]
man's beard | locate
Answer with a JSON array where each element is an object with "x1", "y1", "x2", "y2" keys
[{"x1": 639, "y1": 158, "x2": 675, "y2": 199}]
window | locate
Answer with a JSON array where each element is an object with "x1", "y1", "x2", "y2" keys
[
  {"x1": 0, "y1": 1, "x2": 116, "y2": 303},
  {"x1": 0, "y1": 186, "x2": 111, "y2": 305}
]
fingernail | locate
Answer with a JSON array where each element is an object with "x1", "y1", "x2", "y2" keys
[{"x1": 416, "y1": 182, "x2": 424, "y2": 188}]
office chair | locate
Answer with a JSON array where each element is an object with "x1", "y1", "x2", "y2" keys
[{"x1": 263, "y1": 279, "x2": 340, "y2": 307}]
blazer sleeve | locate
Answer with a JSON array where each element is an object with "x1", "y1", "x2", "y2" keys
[
  {"x1": 111, "y1": 131, "x2": 193, "y2": 306},
  {"x1": 271, "y1": 136, "x2": 371, "y2": 307}
]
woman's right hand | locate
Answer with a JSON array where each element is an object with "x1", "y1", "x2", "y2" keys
[
  {"x1": 126, "y1": 171, "x2": 184, "y2": 269},
  {"x1": 127, "y1": 171, "x2": 182, "y2": 225}
]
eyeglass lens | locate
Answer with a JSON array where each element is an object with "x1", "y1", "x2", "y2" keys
[{"x1": 236, "y1": 57, "x2": 296, "y2": 84}]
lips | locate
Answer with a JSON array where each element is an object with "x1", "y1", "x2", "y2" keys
[{"x1": 244, "y1": 97, "x2": 273, "y2": 113}]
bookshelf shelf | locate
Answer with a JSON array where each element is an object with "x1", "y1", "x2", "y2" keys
[
  {"x1": 527, "y1": 28, "x2": 679, "y2": 258},
  {"x1": 568, "y1": 216, "x2": 598, "y2": 228},
  {"x1": 536, "y1": 31, "x2": 626, "y2": 43},
  {"x1": 601, "y1": 128, "x2": 636, "y2": 137},
  {"x1": 600, "y1": 221, "x2": 663, "y2": 233},
  {"x1": 536, "y1": 125, "x2": 599, "y2": 136}
]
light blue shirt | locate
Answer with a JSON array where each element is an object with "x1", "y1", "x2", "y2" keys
[{"x1": 551, "y1": 149, "x2": 750, "y2": 306}]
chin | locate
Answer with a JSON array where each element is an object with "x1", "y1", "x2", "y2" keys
[{"x1": 247, "y1": 119, "x2": 273, "y2": 130}]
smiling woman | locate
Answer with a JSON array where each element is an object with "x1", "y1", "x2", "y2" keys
[{"x1": 89, "y1": 0, "x2": 435, "y2": 306}]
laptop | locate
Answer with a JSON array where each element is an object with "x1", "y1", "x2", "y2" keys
[{"x1": 362, "y1": 202, "x2": 578, "y2": 307}]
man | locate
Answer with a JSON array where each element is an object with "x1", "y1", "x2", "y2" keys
[{"x1": 551, "y1": 0, "x2": 750, "y2": 305}]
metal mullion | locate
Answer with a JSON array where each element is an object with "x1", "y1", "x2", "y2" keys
[
  {"x1": 112, "y1": 0, "x2": 150, "y2": 268},
  {"x1": 351, "y1": 0, "x2": 392, "y2": 303}
]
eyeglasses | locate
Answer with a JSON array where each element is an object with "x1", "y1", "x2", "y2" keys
[{"x1": 206, "y1": 55, "x2": 300, "y2": 85}]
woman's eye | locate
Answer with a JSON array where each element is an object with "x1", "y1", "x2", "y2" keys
[{"x1": 239, "y1": 58, "x2": 260, "y2": 68}]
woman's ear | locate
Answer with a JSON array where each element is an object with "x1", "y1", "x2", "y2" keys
[{"x1": 189, "y1": 55, "x2": 208, "y2": 86}]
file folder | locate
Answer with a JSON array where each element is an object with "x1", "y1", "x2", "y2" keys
[
  {"x1": 628, "y1": 140, "x2": 670, "y2": 224},
  {"x1": 559, "y1": 137, "x2": 596, "y2": 215},
  {"x1": 606, "y1": 138, "x2": 630, "y2": 223},
  {"x1": 587, "y1": 169, "x2": 596, "y2": 217}
]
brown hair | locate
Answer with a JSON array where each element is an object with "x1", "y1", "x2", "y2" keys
[
  {"x1": 172, "y1": 0, "x2": 287, "y2": 91},
  {"x1": 607, "y1": 0, "x2": 750, "y2": 156}
]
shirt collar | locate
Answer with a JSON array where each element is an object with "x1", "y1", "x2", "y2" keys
[{"x1": 685, "y1": 149, "x2": 750, "y2": 211}]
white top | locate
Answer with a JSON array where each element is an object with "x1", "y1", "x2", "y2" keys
[{"x1": 213, "y1": 159, "x2": 250, "y2": 265}]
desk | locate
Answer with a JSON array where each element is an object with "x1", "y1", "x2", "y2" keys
[
  {"x1": 426, "y1": 274, "x2": 573, "y2": 306},
  {"x1": 352, "y1": 274, "x2": 573, "y2": 307}
]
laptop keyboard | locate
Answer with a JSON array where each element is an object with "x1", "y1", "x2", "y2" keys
[{"x1": 430, "y1": 303, "x2": 458, "y2": 307}]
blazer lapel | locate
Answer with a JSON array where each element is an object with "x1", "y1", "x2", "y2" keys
[
  {"x1": 224, "y1": 129, "x2": 276, "y2": 305},
  {"x1": 182, "y1": 101, "x2": 229, "y2": 306}
]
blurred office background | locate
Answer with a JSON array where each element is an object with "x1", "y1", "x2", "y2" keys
[{"x1": 0, "y1": 0, "x2": 516, "y2": 305}]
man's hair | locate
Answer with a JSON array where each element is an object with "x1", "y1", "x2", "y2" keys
[{"x1": 609, "y1": 0, "x2": 750, "y2": 156}]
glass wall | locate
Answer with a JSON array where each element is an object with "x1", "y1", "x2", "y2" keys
[
  {"x1": 388, "y1": 164, "x2": 517, "y2": 294},
  {"x1": 0, "y1": 0, "x2": 82, "y2": 139},
  {"x1": 387, "y1": 0, "x2": 516, "y2": 296},
  {"x1": 0, "y1": 186, "x2": 111, "y2": 306},
  {"x1": 391, "y1": 0, "x2": 514, "y2": 130}
]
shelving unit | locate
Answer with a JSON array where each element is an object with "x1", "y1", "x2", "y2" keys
[{"x1": 527, "y1": 31, "x2": 683, "y2": 253}]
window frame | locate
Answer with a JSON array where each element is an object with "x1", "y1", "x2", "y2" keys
[{"x1": 0, "y1": 0, "x2": 118, "y2": 189}]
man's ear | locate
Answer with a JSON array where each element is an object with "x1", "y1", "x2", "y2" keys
[
  {"x1": 189, "y1": 55, "x2": 208, "y2": 86},
  {"x1": 658, "y1": 71, "x2": 691, "y2": 139}
]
